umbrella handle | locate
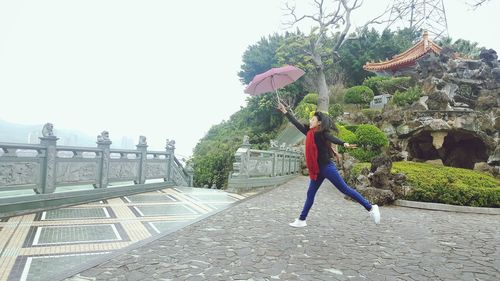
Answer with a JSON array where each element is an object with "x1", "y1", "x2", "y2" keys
[{"x1": 275, "y1": 90, "x2": 281, "y2": 104}]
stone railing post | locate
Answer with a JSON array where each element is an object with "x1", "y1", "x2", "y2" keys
[
  {"x1": 269, "y1": 139, "x2": 279, "y2": 177},
  {"x1": 185, "y1": 164, "x2": 194, "y2": 187},
  {"x1": 165, "y1": 139, "x2": 176, "y2": 183},
  {"x1": 280, "y1": 145, "x2": 286, "y2": 176},
  {"x1": 94, "y1": 131, "x2": 112, "y2": 188},
  {"x1": 230, "y1": 135, "x2": 251, "y2": 179},
  {"x1": 135, "y1": 136, "x2": 148, "y2": 184},
  {"x1": 38, "y1": 123, "x2": 58, "y2": 194}
]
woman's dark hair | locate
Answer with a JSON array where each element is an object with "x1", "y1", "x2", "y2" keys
[{"x1": 313, "y1": 111, "x2": 338, "y2": 133}]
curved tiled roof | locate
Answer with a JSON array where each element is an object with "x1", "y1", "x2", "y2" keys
[{"x1": 363, "y1": 31, "x2": 442, "y2": 72}]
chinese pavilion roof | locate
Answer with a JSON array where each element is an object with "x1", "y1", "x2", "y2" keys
[{"x1": 363, "y1": 31, "x2": 442, "y2": 73}]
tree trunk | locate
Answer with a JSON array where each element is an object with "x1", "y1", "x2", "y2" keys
[
  {"x1": 311, "y1": 52, "x2": 330, "y2": 112},
  {"x1": 317, "y1": 68, "x2": 329, "y2": 112}
]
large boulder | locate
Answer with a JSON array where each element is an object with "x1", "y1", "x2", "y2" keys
[
  {"x1": 355, "y1": 187, "x2": 395, "y2": 206},
  {"x1": 479, "y1": 49, "x2": 498, "y2": 67}
]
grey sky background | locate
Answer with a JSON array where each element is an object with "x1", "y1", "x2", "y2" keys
[{"x1": 1, "y1": 0, "x2": 499, "y2": 158}]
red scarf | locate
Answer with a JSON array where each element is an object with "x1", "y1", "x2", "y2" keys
[{"x1": 305, "y1": 128, "x2": 319, "y2": 180}]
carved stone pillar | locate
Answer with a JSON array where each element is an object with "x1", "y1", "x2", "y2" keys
[
  {"x1": 38, "y1": 135, "x2": 58, "y2": 194},
  {"x1": 230, "y1": 136, "x2": 252, "y2": 179},
  {"x1": 135, "y1": 136, "x2": 148, "y2": 185},
  {"x1": 165, "y1": 139, "x2": 176, "y2": 183},
  {"x1": 94, "y1": 131, "x2": 112, "y2": 188},
  {"x1": 185, "y1": 164, "x2": 194, "y2": 187},
  {"x1": 269, "y1": 140, "x2": 279, "y2": 177}
]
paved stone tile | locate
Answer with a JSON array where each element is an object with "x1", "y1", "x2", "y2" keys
[
  {"x1": 2, "y1": 186, "x2": 245, "y2": 281},
  {"x1": 34, "y1": 224, "x2": 123, "y2": 245},
  {"x1": 42, "y1": 208, "x2": 110, "y2": 220},
  {"x1": 64, "y1": 176, "x2": 500, "y2": 281}
]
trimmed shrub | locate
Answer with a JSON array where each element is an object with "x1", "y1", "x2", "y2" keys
[
  {"x1": 392, "y1": 86, "x2": 422, "y2": 106},
  {"x1": 363, "y1": 76, "x2": 413, "y2": 95},
  {"x1": 302, "y1": 93, "x2": 319, "y2": 104},
  {"x1": 338, "y1": 125, "x2": 357, "y2": 143},
  {"x1": 344, "y1": 86, "x2": 374, "y2": 107},
  {"x1": 362, "y1": 76, "x2": 389, "y2": 95},
  {"x1": 344, "y1": 125, "x2": 359, "y2": 133},
  {"x1": 350, "y1": 161, "x2": 500, "y2": 207},
  {"x1": 328, "y1": 103, "x2": 344, "y2": 119},
  {"x1": 337, "y1": 124, "x2": 387, "y2": 162},
  {"x1": 349, "y1": 149, "x2": 381, "y2": 162},
  {"x1": 355, "y1": 124, "x2": 389, "y2": 149},
  {"x1": 294, "y1": 102, "x2": 317, "y2": 121},
  {"x1": 392, "y1": 162, "x2": 500, "y2": 207}
]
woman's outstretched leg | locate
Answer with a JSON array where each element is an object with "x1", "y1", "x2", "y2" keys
[
  {"x1": 289, "y1": 175, "x2": 325, "y2": 227},
  {"x1": 322, "y1": 162, "x2": 380, "y2": 223}
]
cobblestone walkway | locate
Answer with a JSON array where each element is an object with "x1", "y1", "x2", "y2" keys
[
  {"x1": 65, "y1": 176, "x2": 500, "y2": 281},
  {"x1": 0, "y1": 186, "x2": 245, "y2": 281}
]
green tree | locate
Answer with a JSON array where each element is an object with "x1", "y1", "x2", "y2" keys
[
  {"x1": 437, "y1": 37, "x2": 482, "y2": 58},
  {"x1": 238, "y1": 33, "x2": 286, "y2": 85},
  {"x1": 337, "y1": 28, "x2": 419, "y2": 86}
]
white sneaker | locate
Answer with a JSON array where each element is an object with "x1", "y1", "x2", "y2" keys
[
  {"x1": 369, "y1": 205, "x2": 380, "y2": 224},
  {"x1": 289, "y1": 218, "x2": 307, "y2": 228}
]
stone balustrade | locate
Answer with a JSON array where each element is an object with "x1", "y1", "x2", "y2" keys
[
  {"x1": 0, "y1": 124, "x2": 194, "y2": 217},
  {"x1": 227, "y1": 136, "x2": 303, "y2": 191}
]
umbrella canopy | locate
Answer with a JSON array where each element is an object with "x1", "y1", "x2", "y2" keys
[{"x1": 244, "y1": 65, "x2": 305, "y2": 96}]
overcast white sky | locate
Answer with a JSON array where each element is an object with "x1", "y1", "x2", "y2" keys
[{"x1": 1, "y1": 0, "x2": 499, "y2": 157}]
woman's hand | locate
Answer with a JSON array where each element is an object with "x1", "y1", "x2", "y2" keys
[
  {"x1": 277, "y1": 101, "x2": 287, "y2": 114},
  {"x1": 343, "y1": 143, "x2": 357, "y2": 149}
]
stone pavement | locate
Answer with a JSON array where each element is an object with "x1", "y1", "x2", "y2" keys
[
  {"x1": 0, "y1": 186, "x2": 246, "y2": 281},
  {"x1": 64, "y1": 176, "x2": 500, "y2": 281}
]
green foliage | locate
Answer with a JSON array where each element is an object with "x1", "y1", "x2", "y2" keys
[
  {"x1": 276, "y1": 30, "x2": 335, "y2": 74},
  {"x1": 192, "y1": 141, "x2": 237, "y2": 188},
  {"x1": 191, "y1": 92, "x2": 286, "y2": 189},
  {"x1": 294, "y1": 102, "x2": 317, "y2": 121},
  {"x1": 337, "y1": 124, "x2": 387, "y2": 162},
  {"x1": 238, "y1": 34, "x2": 286, "y2": 84},
  {"x1": 337, "y1": 28, "x2": 420, "y2": 86},
  {"x1": 349, "y1": 149, "x2": 381, "y2": 162},
  {"x1": 344, "y1": 86, "x2": 374, "y2": 107},
  {"x1": 362, "y1": 76, "x2": 413, "y2": 96},
  {"x1": 351, "y1": 162, "x2": 370, "y2": 177},
  {"x1": 238, "y1": 32, "x2": 308, "y2": 98},
  {"x1": 328, "y1": 103, "x2": 343, "y2": 119},
  {"x1": 437, "y1": 37, "x2": 482, "y2": 58},
  {"x1": 355, "y1": 124, "x2": 389, "y2": 149},
  {"x1": 292, "y1": 93, "x2": 320, "y2": 121},
  {"x1": 362, "y1": 76, "x2": 388, "y2": 94},
  {"x1": 361, "y1": 109, "x2": 381, "y2": 121},
  {"x1": 338, "y1": 125, "x2": 357, "y2": 144},
  {"x1": 392, "y1": 86, "x2": 422, "y2": 106},
  {"x1": 392, "y1": 162, "x2": 500, "y2": 207},
  {"x1": 344, "y1": 125, "x2": 359, "y2": 132},
  {"x1": 350, "y1": 161, "x2": 500, "y2": 207},
  {"x1": 302, "y1": 93, "x2": 319, "y2": 104}
]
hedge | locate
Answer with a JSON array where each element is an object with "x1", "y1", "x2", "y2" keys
[{"x1": 351, "y1": 161, "x2": 500, "y2": 207}]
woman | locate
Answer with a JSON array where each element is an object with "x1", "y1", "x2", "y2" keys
[{"x1": 277, "y1": 102, "x2": 380, "y2": 227}]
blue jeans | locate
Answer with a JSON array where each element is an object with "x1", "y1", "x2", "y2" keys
[{"x1": 299, "y1": 161, "x2": 372, "y2": 220}]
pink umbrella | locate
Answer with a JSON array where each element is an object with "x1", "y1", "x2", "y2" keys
[{"x1": 244, "y1": 65, "x2": 305, "y2": 101}]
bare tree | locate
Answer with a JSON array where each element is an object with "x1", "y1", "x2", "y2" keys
[
  {"x1": 284, "y1": 0, "x2": 390, "y2": 112},
  {"x1": 468, "y1": 0, "x2": 492, "y2": 9}
]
